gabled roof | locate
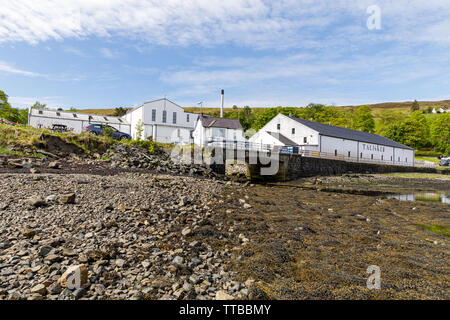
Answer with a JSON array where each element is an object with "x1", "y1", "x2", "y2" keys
[
  {"x1": 288, "y1": 116, "x2": 413, "y2": 150},
  {"x1": 266, "y1": 131, "x2": 297, "y2": 146},
  {"x1": 30, "y1": 108, "x2": 128, "y2": 125},
  {"x1": 198, "y1": 114, "x2": 242, "y2": 130},
  {"x1": 126, "y1": 98, "x2": 185, "y2": 115}
]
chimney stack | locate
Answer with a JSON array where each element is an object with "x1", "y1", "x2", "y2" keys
[{"x1": 220, "y1": 89, "x2": 224, "y2": 118}]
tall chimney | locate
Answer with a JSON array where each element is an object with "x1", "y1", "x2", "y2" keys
[{"x1": 220, "y1": 89, "x2": 224, "y2": 118}]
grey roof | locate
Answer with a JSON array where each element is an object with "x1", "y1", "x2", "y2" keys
[
  {"x1": 199, "y1": 114, "x2": 242, "y2": 130},
  {"x1": 289, "y1": 116, "x2": 413, "y2": 150},
  {"x1": 266, "y1": 131, "x2": 297, "y2": 146}
]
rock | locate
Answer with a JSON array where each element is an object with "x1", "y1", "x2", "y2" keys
[
  {"x1": 62, "y1": 248, "x2": 77, "y2": 257},
  {"x1": 44, "y1": 254, "x2": 62, "y2": 263},
  {"x1": 172, "y1": 256, "x2": 184, "y2": 266},
  {"x1": 243, "y1": 203, "x2": 252, "y2": 209},
  {"x1": 58, "y1": 265, "x2": 89, "y2": 288},
  {"x1": 30, "y1": 284, "x2": 47, "y2": 295},
  {"x1": 22, "y1": 228, "x2": 36, "y2": 238},
  {"x1": 45, "y1": 195, "x2": 58, "y2": 202},
  {"x1": 115, "y1": 259, "x2": 126, "y2": 268},
  {"x1": 215, "y1": 290, "x2": 234, "y2": 300},
  {"x1": 38, "y1": 245, "x2": 53, "y2": 257},
  {"x1": 26, "y1": 196, "x2": 46, "y2": 207},
  {"x1": 48, "y1": 161, "x2": 60, "y2": 169},
  {"x1": 30, "y1": 168, "x2": 40, "y2": 174},
  {"x1": 60, "y1": 193, "x2": 76, "y2": 204},
  {"x1": 181, "y1": 227, "x2": 191, "y2": 236}
]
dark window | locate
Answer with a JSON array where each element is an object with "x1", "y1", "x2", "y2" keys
[
  {"x1": 292, "y1": 128, "x2": 295, "y2": 134},
  {"x1": 152, "y1": 109, "x2": 156, "y2": 121},
  {"x1": 398, "y1": 157, "x2": 400, "y2": 162},
  {"x1": 303, "y1": 137, "x2": 307, "y2": 143},
  {"x1": 73, "y1": 114, "x2": 77, "y2": 118},
  {"x1": 162, "y1": 110, "x2": 167, "y2": 123},
  {"x1": 56, "y1": 112, "x2": 60, "y2": 116},
  {"x1": 277, "y1": 123, "x2": 280, "y2": 130},
  {"x1": 405, "y1": 158, "x2": 407, "y2": 162},
  {"x1": 348, "y1": 151, "x2": 351, "y2": 157},
  {"x1": 360, "y1": 152, "x2": 363, "y2": 158},
  {"x1": 38, "y1": 110, "x2": 43, "y2": 115},
  {"x1": 173, "y1": 112, "x2": 177, "y2": 124},
  {"x1": 187, "y1": 114, "x2": 190, "y2": 122},
  {"x1": 371, "y1": 154, "x2": 373, "y2": 159},
  {"x1": 381, "y1": 155, "x2": 383, "y2": 160},
  {"x1": 391, "y1": 156, "x2": 393, "y2": 161},
  {"x1": 334, "y1": 150, "x2": 337, "y2": 156}
]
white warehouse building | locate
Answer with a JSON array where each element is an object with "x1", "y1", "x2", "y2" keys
[
  {"x1": 193, "y1": 114, "x2": 246, "y2": 146},
  {"x1": 28, "y1": 98, "x2": 199, "y2": 144},
  {"x1": 250, "y1": 113, "x2": 415, "y2": 165}
]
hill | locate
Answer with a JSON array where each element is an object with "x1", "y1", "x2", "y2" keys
[{"x1": 77, "y1": 99, "x2": 450, "y2": 117}]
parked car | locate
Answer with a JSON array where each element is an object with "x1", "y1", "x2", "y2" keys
[
  {"x1": 84, "y1": 124, "x2": 131, "y2": 140},
  {"x1": 439, "y1": 157, "x2": 450, "y2": 166}
]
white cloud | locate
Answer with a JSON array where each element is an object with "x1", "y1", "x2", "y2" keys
[
  {"x1": 0, "y1": 61, "x2": 44, "y2": 77},
  {"x1": 8, "y1": 96, "x2": 62, "y2": 109},
  {"x1": 1, "y1": 1, "x2": 449, "y2": 48},
  {"x1": 99, "y1": 47, "x2": 119, "y2": 59}
]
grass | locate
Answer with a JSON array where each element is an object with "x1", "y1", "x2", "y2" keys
[
  {"x1": 416, "y1": 224, "x2": 450, "y2": 238},
  {"x1": 382, "y1": 172, "x2": 450, "y2": 179},
  {"x1": 0, "y1": 146, "x2": 45, "y2": 158},
  {"x1": 415, "y1": 156, "x2": 440, "y2": 164}
]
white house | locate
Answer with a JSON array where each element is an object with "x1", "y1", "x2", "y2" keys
[
  {"x1": 193, "y1": 114, "x2": 246, "y2": 146},
  {"x1": 28, "y1": 98, "x2": 198, "y2": 144},
  {"x1": 250, "y1": 113, "x2": 415, "y2": 165},
  {"x1": 28, "y1": 108, "x2": 130, "y2": 134},
  {"x1": 122, "y1": 98, "x2": 198, "y2": 143}
]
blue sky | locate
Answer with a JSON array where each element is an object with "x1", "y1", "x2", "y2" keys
[{"x1": 1, "y1": 0, "x2": 450, "y2": 110}]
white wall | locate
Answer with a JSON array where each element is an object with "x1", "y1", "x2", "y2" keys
[
  {"x1": 255, "y1": 113, "x2": 319, "y2": 146},
  {"x1": 193, "y1": 120, "x2": 246, "y2": 146}
]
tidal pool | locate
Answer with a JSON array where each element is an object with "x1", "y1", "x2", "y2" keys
[{"x1": 386, "y1": 192, "x2": 449, "y2": 204}]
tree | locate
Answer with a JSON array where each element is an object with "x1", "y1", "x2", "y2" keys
[
  {"x1": 31, "y1": 101, "x2": 47, "y2": 110},
  {"x1": 113, "y1": 107, "x2": 128, "y2": 117},
  {"x1": 352, "y1": 105, "x2": 375, "y2": 133},
  {"x1": 135, "y1": 119, "x2": 144, "y2": 141},
  {"x1": 384, "y1": 111, "x2": 430, "y2": 149},
  {"x1": 429, "y1": 113, "x2": 450, "y2": 154},
  {"x1": 410, "y1": 100, "x2": 420, "y2": 112}
]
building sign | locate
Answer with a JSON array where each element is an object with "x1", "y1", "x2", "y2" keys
[{"x1": 362, "y1": 143, "x2": 385, "y2": 153}]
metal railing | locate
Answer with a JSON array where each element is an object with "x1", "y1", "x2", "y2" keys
[{"x1": 205, "y1": 138, "x2": 437, "y2": 168}]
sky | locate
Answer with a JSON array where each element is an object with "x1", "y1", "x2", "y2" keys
[{"x1": 1, "y1": 0, "x2": 450, "y2": 110}]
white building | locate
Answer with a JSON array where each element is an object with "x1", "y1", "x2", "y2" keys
[
  {"x1": 250, "y1": 113, "x2": 415, "y2": 165},
  {"x1": 193, "y1": 114, "x2": 246, "y2": 146},
  {"x1": 122, "y1": 98, "x2": 198, "y2": 143},
  {"x1": 28, "y1": 108, "x2": 130, "y2": 134},
  {"x1": 28, "y1": 98, "x2": 198, "y2": 144}
]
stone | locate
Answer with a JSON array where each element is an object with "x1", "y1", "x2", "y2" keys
[
  {"x1": 62, "y1": 248, "x2": 77, "y2": 257},
  {"x1": 30, "y1": 284, "x2": 47, "y2": 295},
  {"x1": 60, "y1": 193, "x2": 76, "y2": 204},
  {"x1": 172, "y1": 256, "x2": 184, "y2": 266},
  {"x1": 48, "y1": 161, "x2": 60, "y2": 169},
  {"x1": 215, "y1": 290, "x2": 234, "y2": 300},
  {"x1": 26, "y1": 196, "x2": 46, "y2": 207},
  {"x1": 243, "y1": 203, "x2": 252, "y2": 209},
  {"x1": 181, "y1": 227, "x2": 191, "y2": 236},
  {"x1": 58, "y1": 265, "x2": 89, "y2": 288},
  {"x1": 45, "y1": 195, "x2": 58, "y2": 202},
  {"x1": 22, "y1": 228, "x2": 36, "y2": 238},
  {"x1": 38, "y1": 245, "x2": 53, "y2": 257},
  {"x1": 115, "y1": 259, "x2": 126, "y2": 268}
]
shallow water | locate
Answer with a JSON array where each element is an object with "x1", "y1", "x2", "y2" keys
[{"x1": 386, "y1": 192, "x2": 449, "y2": 204}]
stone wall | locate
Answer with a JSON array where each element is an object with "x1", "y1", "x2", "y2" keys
[{"x1": 247, "y1": 154, "x2": 445, "y2": 182}]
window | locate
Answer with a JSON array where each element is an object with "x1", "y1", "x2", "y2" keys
[
  {"x1": 292, "y1": 128, "x2": 295, "y2": 135},
  {"x1": 360, "y1": 152, "x2": 363, "y2": 158},
  {"x1": 177, "y1": 129, "x2": 180, "y2": 137},
  {"x1": 38, "y1": 110, "x2": 43, "y2": 115},
  {"x1": 277, "y1": 123, "x2": 280, "y2": 130},
  {"x1": 173, "y1": 112, "x2": 177, "y2": 124},
  {"x1": 334, "y1": 150, "x2": 337, "y2": 156},
  {"x1": 391, "y1": 156, "x2": 393, "y2": 161},
  {"x1": 405, "y1": 158, "x2": 407, "y2": 162},
  {"x1": 303, "y1": 137, "x2": 307, "y2": 143},
  {"x1": 371, "y1": 154, "x2": 374, "y2": 159},
  {"x1": 381, "y1": 155, "x2": 384, "y2": 160},
  {"x1": 73, "y1": 114, "x2": 77, "y2": 118},
  {"x1": 56, "y1": 112, "x2": 60, "y2": 116},
  {"x1": 152, "y1": 109, "x2": 156, "y2": 121},
  {"x1": 348, "y1": 151, "x2": 351, "y2": 157},
  {"x1": 187, "y1": 114, "x2": 190, "y2": 122},
  {"x1": 162, "y1": 110, "x2": 167, "y2": 123},
  {"x1": 398, "y1": 157, "x2": 400, "y2": 162}
]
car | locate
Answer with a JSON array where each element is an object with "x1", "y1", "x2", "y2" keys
[
  {"x1": 439, "y1": 157, "x2": 450, "y2": 166},
  {"x1": 84, "y1": 124, "x2": 131, "y2": 140}
]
